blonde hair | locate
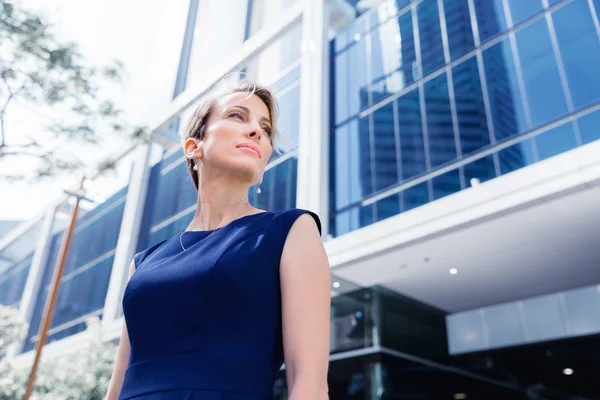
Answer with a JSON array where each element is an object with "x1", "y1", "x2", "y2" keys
[{"x1": 182, "y1": 80, "x2": 280, "y2": 190}]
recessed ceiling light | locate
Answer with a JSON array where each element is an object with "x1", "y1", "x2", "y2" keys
[
  {"x1": 332, "y1": 281, "x2": 341, "y2": 289},
  {"x1": 449, "y1": 268, "x2": 458, "y2": 275},
  {"x1": 563, "y1": 368, "x2": 574, "y2": 376},
  {"x1": 470, "y1": 178, "x2": 480, "y2": 187},
  {"x1": 354, "y1": 33, "x2": 361, "y2": 41}
]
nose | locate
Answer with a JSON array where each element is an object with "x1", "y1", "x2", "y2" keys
[{"x1": 245, "y1": 120, "x2": 263, "y2": 140}]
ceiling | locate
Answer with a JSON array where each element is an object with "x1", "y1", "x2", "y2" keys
[{"x1": 332, "y1": 182, "x2": 600, "y2": 313}]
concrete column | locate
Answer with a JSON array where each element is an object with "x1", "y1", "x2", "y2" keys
[{"x1": 296, "y1": 0, "x2": 330, "y2": 237}]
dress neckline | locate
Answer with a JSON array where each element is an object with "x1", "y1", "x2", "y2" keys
[{"x1": 181, "y1": 211, "x2": 270, "y2": 234}]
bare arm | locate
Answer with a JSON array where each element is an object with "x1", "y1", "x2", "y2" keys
[
  {"x1": 280, "y1": 214, "x2": 331, "y2": 400},
  {"x1": 105, "y1": 261, "x2": 135, "y2": 400}
]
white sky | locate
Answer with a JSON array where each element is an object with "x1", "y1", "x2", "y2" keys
[{"x1": 0, "y1": 0, "x2": 188, "y2": 221}]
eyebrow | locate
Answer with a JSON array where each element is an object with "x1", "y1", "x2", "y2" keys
[{"x1": 233, "y1": 105, "x2": 271, "y2": 125}]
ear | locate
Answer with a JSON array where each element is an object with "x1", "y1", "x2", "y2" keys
[{"x1": 184, "y1": 137, "x2": 204, "y2": 160}]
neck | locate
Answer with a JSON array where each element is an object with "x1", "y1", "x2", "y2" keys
[{"x1": 189, "y1": 171, "x2": 254, "y2": 231}]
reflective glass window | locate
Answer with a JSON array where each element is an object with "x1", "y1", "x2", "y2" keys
[
  {"x1": 444, "y1": 0, "x2": 476, "y2": 61},
  {"x1": 595, "y1": 0, "x2": 600, "y2": 14},
  {"x1": 373, "y1": 103, "x2": 400, "y2": 192},
  {"x1": 334, "y1": 13, "x2": 368, "y2": 53},
  {"x1": 333, "y1": 118, "x2": 372, "y2": 210},
  {"x1": 553, "y1": 0, "x2": 600, "y2": 108},
  {"x1": 397, "y1": 89, "x2": 427, "y2": 180},
  {"x1": 244, "y1": 21, "x2": 302, "y2": 87},
  {"x1": 186, "y1": 0, "x2": 248, "y2": 88},
  {"x1": 452, "y1": 57, "x2": 492, "y2": 156},
  {"x1": 0, "y1": 222, "x2": 40, "y2": 307},
  {"x1": 334, "y1": 204, "x2": 375, "y2": 236},
  {"x1": 424, "y1": 73, "x2": 457, "y2": 168},
  {"x1": 483, "y1": 39, "x2": 528, "y2": 141},
  {"x1": 507, "y1": 0, "x2": 543, "y2": 26},
  {"x1": 578, "y1": 109, "x2": 600, "y2": 144},
  {"x1": 276, "y1": 84, "x2": 301, "y2": 147},
  {"x1": 535, "y1": 122, "x2": 578, "y2": 161},
  {"x1": 334, "y1": 39, "x2": 369, "y2": 125},
  {"x1": 375, "y1": 194, "x2": 401, "y2": 224},
  {"x1": 23, "y1": 190, "x2": 126, "y2": 352},
  {"x1": 473, "y1": 0, "x2": 508, "y2": 43},
  {"x1": 498, "y1": 138, "x2": 536, "y2": 175},
  {"x1": 463, "y1": 154, "x2": 497, "y2": 186},
  {"x1": 432, "y1": 168, "x2": 462, "y2": 200},
  {"x1": 418, "y1": 0, "x2": 446, "y2": 76},
  {"x1": 516, "y1": 19, "x2": 568, "y2": 127},
  {"x1": 246, "y1": 0, "x2": 299, "y2": 37},
  {"x1": 250, "y1": 155, "x2": 297, "y2": 211},
  {"x1": 370, "y1": 9, "x2": 417, "y2": 102},
  {"x1": 402, "y1": 181, "x2": 430, "y2": 211}
]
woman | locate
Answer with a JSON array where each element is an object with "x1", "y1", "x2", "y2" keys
[{"x1": 105, "y1": 81, "x2": 331, "y2": 400}]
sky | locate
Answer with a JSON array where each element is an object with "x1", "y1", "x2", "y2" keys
[{"x1": 0, "y1": 0, "x2": 188, "y2": 221}]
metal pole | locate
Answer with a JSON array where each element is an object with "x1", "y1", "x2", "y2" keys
[{"x1": 23, "y1": 178, "x2": 86, "y2": 400}]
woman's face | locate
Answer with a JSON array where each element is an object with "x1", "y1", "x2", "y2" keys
[{"x1": 195, "y1": 92, "x2": 274, "y2": 184}]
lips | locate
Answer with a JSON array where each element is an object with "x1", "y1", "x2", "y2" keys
[{"x1": 236, "y1": 143, "x2": 261, "y2": 158}]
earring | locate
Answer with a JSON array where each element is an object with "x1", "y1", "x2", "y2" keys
[
  {"x1": 192, "y1": 159, "x2": 198, "y2": 171},
  {"x1": 256, "y1": 183, "x2": 262, "y2": 194}
]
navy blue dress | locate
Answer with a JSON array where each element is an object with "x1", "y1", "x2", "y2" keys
[{"x1": 119, "y1": 209, "x2": 321, "y2": 400}]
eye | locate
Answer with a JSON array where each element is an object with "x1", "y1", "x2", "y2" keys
[
  {"x1": 261, "y1": 126, "x2": 273, "y2": 136},
  {"x1": 229, "y1": 111, "x2": 245, "y2": 121}
]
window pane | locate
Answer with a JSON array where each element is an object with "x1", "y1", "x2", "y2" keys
[
  {"x1": 403, "y1": 181, "x2": 431, "y2": 211},
  {"x1": 397, "y1": 89, "x2": 427, "y2": 180},
  {"x1": 418, "y1": 0, "x2": 446, "y2": 76},
  {"x1": 464, "y1": 154, "x2": 497, "y2": 186},
  {"x1": 453, "y1": 57, "x2": 492, "y2": 156},
  {"x1": 516, "y1": 19, "x2": 568, "y2": 127},
  {"x1": 370, "y1": 10, "x2": 417, "y2": 102},
  {"x1": 444, "y1": 0, "x2": 476, "y2": 61},
  {"x1": 424, "y1": 73, "x2": 457, "y2": 167},
  {"x1": 187, "y1": 0, "x2": 248, "y2": 88},
  {"x1": 375, "y1": 193, "x2": 401, "y2": 223},
  {"x1": 247, "y1": 0, "x2": 299, "y2": 37},
  {"x1": 373, "y1": 103, "x2": 400, "y2": 191},
  {"x1": 483, "y1": 39, "x2": 528, "y2": 141},
  {"x1": 553, "y1": 0, "x2": 600, "y2": 108},
  {"x1": 277, "y1": 84, "x2": 301, "y2": 147},
  {"x1": 595, "y1": 0, "x2": 600, "y2": 15},
  {"x1": 432, "y1": 169, "x2": 462, "y2": 200},
  {"x1": 334, "y1": 204, "x2": 375, "y2": 236},
  {"x1": 333, "y1": 119, "x2": 372, "y2": 210},
  {"x1": 578, "y1": 109, "x2": 600, "y2": 144},
  {"x1": 334, "y1": 39, "x2": 369, "y2": 125},
  {"x1": 507, "y1": 0, "x2": 543, "y2": 26},
  {"x1": 535, "y1": 122, "x2": 578, "y2": 161},
  {"x1": 473, "y1": 0, "x2": 508, "y2": 43},
  {"x1": 498, "y1": 139, "x2": 536, "y2": 175}
]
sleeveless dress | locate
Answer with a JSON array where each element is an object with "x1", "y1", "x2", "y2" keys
[{"x1": 118, "y1": 209, "x2": 321, "y2": 400}]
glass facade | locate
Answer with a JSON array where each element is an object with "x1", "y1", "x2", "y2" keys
[
  {"x1": 22, "y1": 188, "x2": 127, "y2": 352},
  {"x1": 0, "y1": 222, "x2": 41, "y2": 308},
  {"x1": 330, "y1": 0, "x2": 600, "y2": 236}
]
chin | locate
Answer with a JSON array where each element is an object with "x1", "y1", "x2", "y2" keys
[{"x1": 227, "y1": 160, "x2": 262, "y2": 183}]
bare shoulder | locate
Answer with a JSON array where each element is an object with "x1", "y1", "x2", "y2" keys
[{"x1": 281, "y1": 213, "x2": 324, "y2": 259}]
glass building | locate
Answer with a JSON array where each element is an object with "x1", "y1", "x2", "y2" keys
[{"x1": 2, "y1": 0, "x2": 600, "y2": 398}]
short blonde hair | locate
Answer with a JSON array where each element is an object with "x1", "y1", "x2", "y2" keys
[{"x1": 182, "y1": 80, "x2": 280, "y2": 190}]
